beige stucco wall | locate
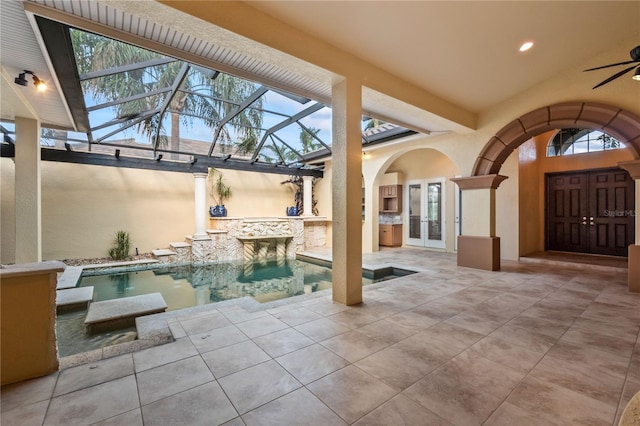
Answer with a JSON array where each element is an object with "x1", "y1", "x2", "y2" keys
[
  {"x1": 1, "y1": 160, "x2": 301, "y2": 262},
  {"x1": 518, "y1": 131, "x2": 634, "y2": 256}
]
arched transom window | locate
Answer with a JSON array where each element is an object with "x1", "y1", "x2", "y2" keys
[{"x1": 547, "y1": 128, "x2": 624, "y2": 157}]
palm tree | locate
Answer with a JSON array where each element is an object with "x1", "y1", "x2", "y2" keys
[
  {"x1": 299, "y1": 127, "x2": 322, "y2": 154},
  {"x1": 70, "y1": 29, "x2": 262, "y2": 155},
  {"x1": 363, "y1": 117, "x2": 385, "y2": 131}
]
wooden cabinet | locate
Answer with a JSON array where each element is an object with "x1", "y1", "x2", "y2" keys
[
  {"x1": 379, "y1": 224, "x2": 403, "y2": 247},
  {"x1": 379, "y1": 185, "x2": 402, "y2": 213}
]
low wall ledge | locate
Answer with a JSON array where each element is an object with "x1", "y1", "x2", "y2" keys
[
  {"x1": 237, "y1": 234, "x2": 293, "y2": 240},
  {"x1": 0, "y1": 261, "x2": 65, "y2": 278}
]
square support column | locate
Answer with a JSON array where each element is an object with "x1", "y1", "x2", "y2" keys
[
  {"x1": 193, "y1": 173, "x2": 208, "y2": 238},
  {"x1": 331, "y1": 78, "x2": 362, "y2": 305},
  {"x1": 451, "y1": 175, "x2": 508, "y2": 271},
  {"x1": 14, "y1": 117, "x2": 42, "y2": 263}
]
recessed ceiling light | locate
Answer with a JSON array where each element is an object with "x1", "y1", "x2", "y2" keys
[{"x1": 519, "y1": 41, "x2": 534, "y2": 52}]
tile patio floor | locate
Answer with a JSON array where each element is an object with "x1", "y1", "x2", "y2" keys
[{"x1": 2, "y1": 248, "x2": 639, "y2": 425}]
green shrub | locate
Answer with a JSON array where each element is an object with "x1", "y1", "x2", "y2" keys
[{"x1": 108, "y1": 230, "x2": 131, "y2": 260}]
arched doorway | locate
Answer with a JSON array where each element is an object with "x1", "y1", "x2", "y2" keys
[{"x1": 473, "y1": 102, "x2": 640, "y2": 255}]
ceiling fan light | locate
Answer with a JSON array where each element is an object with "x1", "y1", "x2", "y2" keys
[{"x1": 632, "y1": 68, "x2": 640, "y2": 81}]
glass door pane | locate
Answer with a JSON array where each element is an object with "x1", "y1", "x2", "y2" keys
[
  {"x1": 408, "y1": 184, "x2": 422, "y2": 240},
  {"x1": 427, "y1": 182, "x2": 442, "y2": 240}
]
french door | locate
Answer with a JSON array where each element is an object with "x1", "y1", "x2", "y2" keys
[
  {"x1": 406, "y1": 178, "x2": 446, "y2": 249},
  {"x1": 546, "y1": 168, "x2": 635, "y2": 256}
]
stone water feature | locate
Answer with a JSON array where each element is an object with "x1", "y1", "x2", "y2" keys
[{"x1": 154, "y1": 217, "x2": 328, "y2": 265}]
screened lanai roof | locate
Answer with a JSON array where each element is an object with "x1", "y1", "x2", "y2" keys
[{"x1": 1, "y1": 16, "x2": 416, "y2": 177}]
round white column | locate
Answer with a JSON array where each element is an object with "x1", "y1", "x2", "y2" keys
[
  {"x1": 302, "y1": 175, "x2": 313, "y2": 216},
  {"x1": 193, "y1": 173, "x2": 208, "y2": 238}
]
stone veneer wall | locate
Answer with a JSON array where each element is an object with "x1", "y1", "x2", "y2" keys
[{"x1": 178, "y1": 217, "x2": 327, "y2": 264}]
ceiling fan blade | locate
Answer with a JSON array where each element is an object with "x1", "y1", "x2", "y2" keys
[
  {"x1": 584, "y1": 60, "x2": 637, "y2": 72},
  {"x1": 592, "y1": 65, "x2": 637, "y2": 89}
]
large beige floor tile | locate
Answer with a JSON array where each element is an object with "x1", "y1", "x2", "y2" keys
[
  {"x1": 468, "y1": 335, "x2": 545, "y2": 374},
  {"x1": 489, "y1": 323, "x2": 557, "y2": 354},
  {"x1": 403, "y1": 365, "x2": 503, "y2": 426},
  {"x1": 1, "y1": 399, "x2": 49, "y2": 426},
  {"x1": 218, "y1": 360, "x2": 301, "y2": 414},
  {"x1": 44, "y1": 375, "x2": 139, "y2": 426},
  {"x1": 141, "y1": 381, "x2": 237, "y2": 426},
  {"x1": 188, "y1": 324, "x2": 249, "y2": 354},
  {"x1": 354, "y1": 319, "x2": 418, "y2": 344},
  {"x1": 326, "y1": 309, "x2": 379, "y2": 329},
  {"x1": 0, "y1": 372, "x2": 58, "y2": 413},
  {"x1": 307, "y1": 365, "x2": 396, "y2": 424},
  {"x1": 201, "y1": 340, "x2": 270, "y2": 378},
  {"x1": 355, "y1": 344, "x2": 442, "y2": 391},
  {"x1": 294, "y1": 317, "x2": 351, "y2": 341},
  {"x1": 506, "y1": 376, "x2": 616, "y2": 425},
  {"x1": 528, "y1": 354, "x2": 625, "y2": 406},
  {"x1": 179, "y1": 312, "x2": 232, "y2": 335},
  {"x1": 136, "y1": 356, "x2": 214, "y2": 405},
  {"x1": 242, "y1": 387, "x2": 346, "y2": 426},
  {"x1": 444, "y1": 311, "x2": 502, "y2": 335},
  {"x1": 505, "y1": 315, "x2": 569, "y2": 339},
  {"x1": 547, "y1": 340, "x2": 631, "y2": 379},
  {"x1": 271, "y1": 307, "x2": 322, "y2": 326},
  {"x1": 54, "y1": 354, "x2": 133, "y2": 397},
  {"x1": 560, "y1": 328, "x2": 635, "y2": 358},
  {"x1": 321, "y1": 330, "x2": 389, "y2": 363},
  {"x1": 440, "y1": 350, "x2": 525, "y2": 399},
  {"x1": 275, "y1": 343, "x2": 349, "y2": 384},
  {"x1": 133, "y1": 337, "x2": 198, "y2": 372},
  {"x1": 253, "y1": 327, "x2": 314, "y2": 357},
  {"x1": 353, "y1": 394, "x2": 452, "y2": 426},
  {"x1": 235, "y1": 315, "x2": 289, "y2": 339},
  {"x1": 484, "y1": 402, "x2": 555, "y2": 426}
]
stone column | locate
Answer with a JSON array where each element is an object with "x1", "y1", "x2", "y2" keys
[
  {"x1": 302, "y1": 175, "x2": 313, "y2": 216},
  {"x1": 276, "y1": 238, "x2": 287, "y2": 261},
  {"x1": 193, "y1": 173, "x2": 208, "y2": 238},
  {"x1": 331, "y1": 78, "x2": 363, "y2": 305},
  {"x1": 618, "y1": 160, "x2": 640, "y2": 292},
  {"x1": 14, "y1": 117, "x2": 42, "y2": 263},
  {"x1": 451, "y1": 174, "x2": 508, "y2": 271}
]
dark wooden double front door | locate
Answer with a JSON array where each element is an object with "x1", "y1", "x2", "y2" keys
[{"x1": 546, "y1": 168, "x2": 635, "y2": 256}]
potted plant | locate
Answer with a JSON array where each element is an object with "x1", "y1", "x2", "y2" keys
[
  {"x1": 208, "y1": 168, "x2": 232, "y2": 217},
  {"x1": 282, "y1": 175, "x2": 302, "y2": 216}
]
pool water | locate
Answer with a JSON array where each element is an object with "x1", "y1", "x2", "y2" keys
[
  {"x1": 78, "y1": 259, "x2": 401, "y2": 310},
  {"x1": 57, "y1": 259, "x2": 412, "y2": 357}
]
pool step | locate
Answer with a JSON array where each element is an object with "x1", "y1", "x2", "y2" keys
[
  {"x1": 152, "y1": 242, "x2": 193, "y2": 264},
  {"x1": 57, "y1": 266, "x2": 83, "y2": 289},
  {"x1": 84, "y1": 293, "x2": 168, "y2": 334},
  {"x1": 56, "y1": 286, "x2": 94, "y2": 313}
]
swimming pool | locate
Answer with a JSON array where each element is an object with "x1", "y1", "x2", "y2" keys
[
  {"x1": 78, "y1": 258, "x2": 411, "y2": 310},
  {"x1": 56, "y1": 258, "x2": 413, "y2": 357}
]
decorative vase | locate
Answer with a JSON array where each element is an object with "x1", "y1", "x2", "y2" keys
[
  {"x1": 286, "y1": 206, "x2": 299, "y2": 216},
  {"x1": 209, "y1": 205, "x2": 227, "y2": 217}
]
